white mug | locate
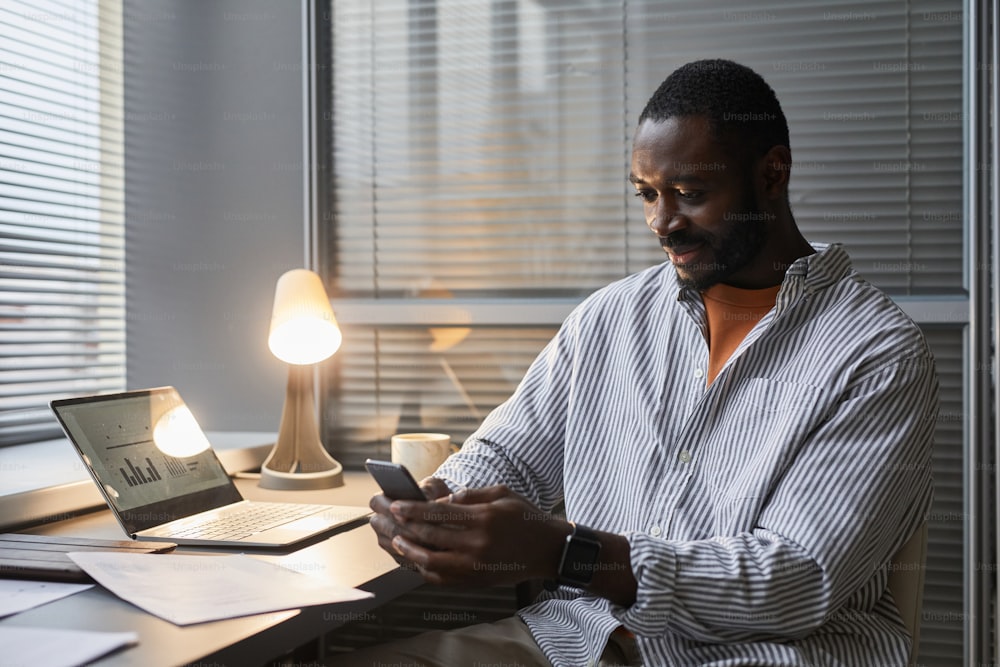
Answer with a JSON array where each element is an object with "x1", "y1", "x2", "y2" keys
[{"x1": 390, "y1": 433, "x2": 456, "y2": 481}]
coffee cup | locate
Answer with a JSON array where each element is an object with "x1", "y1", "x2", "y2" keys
[{"x1": 390, "y1": 432, "x2": 456, "y2": 481}]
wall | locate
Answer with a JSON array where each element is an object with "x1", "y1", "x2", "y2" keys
[{"x1": 124, "y1": 0, "x2": 305, "y2": 431}]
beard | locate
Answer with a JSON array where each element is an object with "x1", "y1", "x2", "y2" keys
[{"x1": 664, "y1": 185, "x2": 769, "y2": 291}]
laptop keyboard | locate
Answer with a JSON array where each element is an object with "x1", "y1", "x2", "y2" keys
[{"x1": 170, "y1": 502, "x2": 330, "y2": 541}]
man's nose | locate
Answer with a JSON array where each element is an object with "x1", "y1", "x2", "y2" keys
[{"x1": 648, "y1": 196, "x2": 685, "y2": 237}]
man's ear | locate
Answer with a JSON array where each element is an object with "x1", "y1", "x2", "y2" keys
[{"x1": 759, "y1": 145, "x2": 791, "y2": 200}]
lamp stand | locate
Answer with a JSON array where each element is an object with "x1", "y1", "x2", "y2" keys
[{"x1": 260, "y1": 364, "x2": 344, "y2": 489}]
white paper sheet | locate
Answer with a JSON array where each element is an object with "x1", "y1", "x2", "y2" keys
[
  {"x1": 0, "y1": 579, "x2": 93, "y2": 618},
  {"x1": 0, "y1": 626, "x2": 137, "y2": 667},
  {"x1": 67, "y1": 551, "x2": 373, "y2": 626}
]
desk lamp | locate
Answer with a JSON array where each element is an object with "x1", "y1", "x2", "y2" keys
[{"x1": 260, "y1": 269, "x2": 344, "y2": 489}]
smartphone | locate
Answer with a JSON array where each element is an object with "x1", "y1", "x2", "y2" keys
[{"x1": 365, "y1": 459, "x2": 427, "y2": 501}]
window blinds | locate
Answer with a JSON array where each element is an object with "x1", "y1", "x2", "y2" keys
[
  {"x1": 329, "y1": 0, "x2": 962, "y2": 298},
  {"x1": 0, "y1": 0, "x2": 124, "y2": 446}
]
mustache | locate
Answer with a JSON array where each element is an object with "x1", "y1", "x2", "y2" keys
[{"x1": 661, "y1": 231, "x2": 707, "y2": 250}]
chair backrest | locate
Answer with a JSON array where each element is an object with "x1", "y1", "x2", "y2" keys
[{"x1": 886, "y1": 522, "x2": 929, "y2": 665}]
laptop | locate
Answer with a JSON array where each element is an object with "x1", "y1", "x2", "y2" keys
[{"x1": 50, "y1": 386, "x2": 371, "y2": 549}]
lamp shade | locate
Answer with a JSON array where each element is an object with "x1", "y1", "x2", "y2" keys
[{"x1": 267, "y1": 269, "x2": 342, "y2": 365}]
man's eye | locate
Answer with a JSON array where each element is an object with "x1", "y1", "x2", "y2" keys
[
  {"x1": 678, "y1": 189, "x2": 703, "y2": 201},
  {"x1": 634, "y1": 190, "x2": 656, "y2": 203}
]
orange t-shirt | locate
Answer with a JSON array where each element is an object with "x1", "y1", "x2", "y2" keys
[{"x1": 702, "y1": 282, "x2": 781, "y2": 386}]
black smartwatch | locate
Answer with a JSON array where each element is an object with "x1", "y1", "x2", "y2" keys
[{"x1": 547, "y1": 522, "x2": 602, "y2": 589}]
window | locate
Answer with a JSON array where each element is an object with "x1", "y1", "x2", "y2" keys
[
  {"x1": 0, "y1": 0, "x2": 125, "y2": 446},
  {"x1": 320, "y1": 1, "x2": 974, "y2": 663}
]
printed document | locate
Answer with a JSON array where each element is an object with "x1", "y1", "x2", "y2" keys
[
  {"x1": 68, "y1": 551, "x2": 373, "y2": 625},
  {"x1": 0, "y1": 579, "x2": 92, "y2": 618},
  {"x1": 0, "y1": 626, "x2": 137, "y2": 667}
]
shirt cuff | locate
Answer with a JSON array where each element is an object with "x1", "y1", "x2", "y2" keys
[
  {"x1": 613, "y1": 531, "x2": 679, "y2": 636},
  {"x1": 432, "y1": 439, "x2": 508, "y2": 492}
]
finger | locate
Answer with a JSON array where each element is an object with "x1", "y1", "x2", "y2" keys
[
  {"x1": 387, "y1": 499, "x2": 425, "y2": 524},
  {"x1": 418, "y1": 477, "x2": 454, "y2": 500},
  {"x1": 370, "y1": 493, "x2": 393, "y2": 514},
  {"x1": 371, "y1": 510, "x2": 441, "y2": 554},
  {"x1": 370, "y1": 520, "x2": 437, "y2": 572},
  {"x1": 370, "y1": 514, "x2": 403, "y2": 553},
  {"x1": 368, "y1": 512, "x2": 397, "y2": 540},
  {"x1": 389, "y1": 498, "x2": 469, "y2": 524},
  {"x1": 392, "y1": 535, "x2": 473, "y2": 585},
  {"x1": 449, "y1": 484, "x2": 510, "y2": 505},
  {"x1": 369, "y1": 515, "x2": 408, "y2": 563},
  {"x1": 398, "y1": 517, "x2": 476, "y2": 551},
  {"x1": 388, "y1": 486, "x2": 506, "y2": 521},
  {"x1": 396, "y1": 500, "x2": 478, "y2": 526},
  {"x1": 390, "y1": 500, "x2": 495, "y2": 535}
]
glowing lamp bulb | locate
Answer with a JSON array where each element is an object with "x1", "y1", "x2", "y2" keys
[
  {"x1": 267, "y1": 269, "x2": 342, "y2": 366},
  {"x1": 268, "y1": 316, "x2": 342, "y2": 365}
]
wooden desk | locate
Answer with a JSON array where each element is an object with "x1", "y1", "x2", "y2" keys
[{"x1": 0, "y1": 471, "x2": 423, "y2": 666}]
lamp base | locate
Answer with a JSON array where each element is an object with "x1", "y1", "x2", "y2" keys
[
  {"x1": 259, "y1": 461, "x2": 344, "y2": 490},
  {"x1": 260, "y1": 364, "x2": 345, "y2": 490}
]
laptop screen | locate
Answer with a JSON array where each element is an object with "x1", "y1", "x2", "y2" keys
[{"x1": 52, "y1": 387, "x2": 242, "y2": 532}]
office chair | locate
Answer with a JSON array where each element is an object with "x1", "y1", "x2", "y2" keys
[{"x1": 886, "y1": 522, "x2": 929, "y2": 666}]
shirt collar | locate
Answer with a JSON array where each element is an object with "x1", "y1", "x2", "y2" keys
[
  {"x1": 777, "y1": 242, "x2": 853, "y2": 310},
  {"x1": 675, "y1": 242, "x2": 853, "y2": 310}
]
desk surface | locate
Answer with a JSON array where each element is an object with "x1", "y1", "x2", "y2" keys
[{"x1": 0, "y1": 471, "x2": 423, "y2": 666}]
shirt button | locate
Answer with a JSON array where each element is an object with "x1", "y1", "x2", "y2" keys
[
  {"x1": 650, "y1": 525, "x2": 662, "y2": 537},
  {"x1": 678, "y1": 450, "x2": 692, "y2": 463},
  {"x1": 694, "y1": 368, "x2": 704, "y2": 379}
]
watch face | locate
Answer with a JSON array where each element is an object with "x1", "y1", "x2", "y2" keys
[{"x1": 561, "y1": 531, "x2": 602, "y2": 586}]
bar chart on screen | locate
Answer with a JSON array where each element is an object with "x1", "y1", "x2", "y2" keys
[{"x1": 119, "y1": 456, "x2": 163, "y2": 487}]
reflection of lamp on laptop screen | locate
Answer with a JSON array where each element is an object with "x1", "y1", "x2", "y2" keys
[{"x1": 153, "y1": 405, "x2": 211, "y2": 457}]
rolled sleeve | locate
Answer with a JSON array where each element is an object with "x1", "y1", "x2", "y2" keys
[{"x1": 615, "y1": 532, "x2": 680, "y2": 635}]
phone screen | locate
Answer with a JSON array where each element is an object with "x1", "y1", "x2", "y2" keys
[{"x1": 365, "y1": 459, "x2": 427, "y2": 500}]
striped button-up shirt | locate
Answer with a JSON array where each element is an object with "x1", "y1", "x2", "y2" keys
[{"x1": 435, "y1": 243, "x2": 938, "y2": 666}]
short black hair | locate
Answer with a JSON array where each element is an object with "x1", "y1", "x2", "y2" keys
[{"x1": 638, "y1": 59, "x2": 789, "y2": 164}]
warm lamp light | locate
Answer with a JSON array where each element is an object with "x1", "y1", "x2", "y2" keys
[
  {"x1": 260, "y1": 269, "x2": 345, "y2": 490},
  {"x1": 153, "y1": 405, "x2": 212, "y2": 458}
]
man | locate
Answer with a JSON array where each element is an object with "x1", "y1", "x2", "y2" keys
[{"x1": 346, "y1": 59, "x2": 938, "y2": 666}]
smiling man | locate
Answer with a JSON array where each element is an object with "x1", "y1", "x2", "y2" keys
[
  {"x1": 630, "y1": 113, "x2": 799, "y2": 291},
  {"x1": 344, "y1": 59, "x2": 938, "y2": 667}
]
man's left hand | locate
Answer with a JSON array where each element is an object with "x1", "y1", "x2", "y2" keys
[{"x1": 387, "y1": 484, "x2": 570, "y2": 586}]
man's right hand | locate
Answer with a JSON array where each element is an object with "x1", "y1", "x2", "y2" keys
[{"x1": 369, "y1": 476, "x2": 453, "y2": 561}]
